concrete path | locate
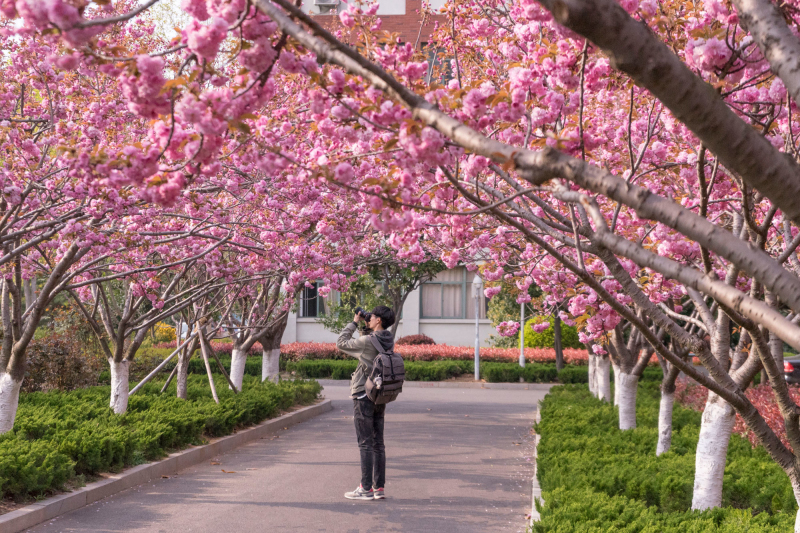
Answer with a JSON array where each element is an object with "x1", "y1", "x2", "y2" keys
[{"x1": 27, "y1": 383, "x2": 550, "y2": 533}]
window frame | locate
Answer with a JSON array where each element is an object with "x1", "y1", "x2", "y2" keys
[
  {"x1": 420, "y1": 268, "x2": 487, "y2": 319},
  {"x1": 298, "y1": 281, "x2": 327, "y2": 318}
]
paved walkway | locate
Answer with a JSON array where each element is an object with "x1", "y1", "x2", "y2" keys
[{"x1": 28, "y1": 383, "x2": 550, "y2": 533}]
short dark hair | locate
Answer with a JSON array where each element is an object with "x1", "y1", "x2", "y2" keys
[{"x1": 371, "y1": 305, "x2": 395, "y2": 330}]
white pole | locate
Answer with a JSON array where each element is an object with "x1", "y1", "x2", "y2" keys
[
  {"x1": 519, "y1": 302, "x2": 525, "y2": 367},
  {"x1": 473, "y1": 275, "x2": 482, "y2": 381}
]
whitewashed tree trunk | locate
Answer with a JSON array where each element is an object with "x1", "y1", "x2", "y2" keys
[
  {"x1": 109, "y1": 360, "x2": 130, "y2": 415},
  {"x1": 230, "y1": 348, "x2": 247, "y2": 390},
  {"x1": 588, "y1": 354, "x2": 597, "y2": 396},
  {"x1": 0, "y1": 373, "x2": 22, "y2": 434},
  {"x1": 691, "y1": 393, "x2": 735, "y2": 510},
  {"x1": 617, "y1": 371, "x2": 638, "y2": 430},
  {"x1": 596, "y1": 356, "x2": 612, "y2": 403},
  {"x1": 657, "y1": 391, "x2": 675, "y2": 456},
  {"x1": 262, "y1": 348, "x2": 280, "y2": 383},
  {"x1": 175, "y1": 320, "x2": 183, "y2": 346},
  {"x1": 612, "y1": 363, "x2": 621, "y2": 406},
  {"x1": 791, "y1": 478, "x2": 800, "y2": 533},
  {"x1": 176, "y1": 351, "x2": 190, "y2": 400}
]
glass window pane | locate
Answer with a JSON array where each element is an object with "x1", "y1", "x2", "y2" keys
[
  {"x1": 442, "y1": 284, "x2": 462, "y2": 318},
  {"x1": 421, "y1": 284, "x2": 442, "y2": 318},
  {"x1": 301, "y1": 284, "x2": 318, "y2": 317},
  {"x1": 433, "y1": 267, "x2": 464, "y2": 283}
]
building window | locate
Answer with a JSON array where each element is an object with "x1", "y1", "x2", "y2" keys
[
  {"x1": 299, "y1": 282, "x2": 326, "y2": 317},
  {"x1": 421, "y1": 267, "x2": 487, "y2": 319}
]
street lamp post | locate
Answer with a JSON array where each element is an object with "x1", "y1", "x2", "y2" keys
[
  {"x1": 473, "y1": 274, "x2": 483, "y2": 381},
  {"x1": 519, "y1": 302, "x2": 525, "y2": 368}
]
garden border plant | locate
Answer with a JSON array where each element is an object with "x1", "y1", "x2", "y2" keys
[
  {"x1": 532, "y1": 384, "x2": 796, "y2": 532},
  {"x1": 0, "y1": 376, "x2": 321, "y2": 500}
]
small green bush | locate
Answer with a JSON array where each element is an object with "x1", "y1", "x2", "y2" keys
[
  {"x1": 557, "y1": 366, "x2": 588, "y2": 383},
  {"x1": 0, "y1": 376, "x2": 321, "y2": 499},
  {"x1": 523, "y1": 316, "x2": 583, "y2": 349},
  {"x1": 533, "y1": 384, "x2": 796, "y2": 532}
]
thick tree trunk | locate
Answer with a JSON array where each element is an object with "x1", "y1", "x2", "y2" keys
[
  {"x1": 0, "y1": 372, "x2": 22, "y2": 434},
  {"x1": 262, "y1": 348, "x2": 280, "y2": 383},
  {"x1": 596, "y1": 356, "x2": 611, "y2": 403},
  {"x1": 657, "y1": 390, "x2": 675, "y2": 456},
  {"x1": 617, "y1": 371, "x2": 638, "y2": 430},
  {"x1": 691, "y1": 393, "x2": 735, "y2": 510},
  {"x1": 109, "y1": 360, "x2": 130, "y2": 415},
  {"x1": 658, "y1": 366, "x2": 681, "y2": 456},
  {"x1": 612, "y1": 363, "x2": 621, "y2": 406},
  {"x1": 588, "y1": 353, "x2": 597, "y2": 396},
  {"x1": 229, "y1": 348, "x2": 247, "y2": 390}
]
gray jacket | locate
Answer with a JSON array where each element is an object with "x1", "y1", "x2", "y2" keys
[{"x1": 336, "y1": 322, "x2": 395, "y2": 398}]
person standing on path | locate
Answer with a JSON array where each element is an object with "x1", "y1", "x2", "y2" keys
[{"x1": 336, "y1": 305, "x2": 396, "y2": 501}]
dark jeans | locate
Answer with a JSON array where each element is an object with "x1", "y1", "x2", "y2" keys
[{"x1": 354, "y1": 398, "x2": 386, "y2": 489}]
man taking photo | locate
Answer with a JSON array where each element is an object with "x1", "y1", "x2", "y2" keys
[{"x1": 336, "y1": 305, "x2": 396, "y2": 501}]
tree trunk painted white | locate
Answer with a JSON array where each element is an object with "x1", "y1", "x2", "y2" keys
[
  {"x1": 0, "y1": 373, "x2": 22, "y2": 434},
  {"x1": 612, "y1": 363, "x2": 621, "y2": 406},
  {"x1": 588, "y1": 354, "x2": 597, "y2": 396},
  {"x1": 596, "y1": 356, "x2": 612, "y2": 403},
  {"x1": 791, "y1": 478, "x2": 800, "y2": 533},
  {"x1": 617, "y1": 371, "x2": 638, "y2": 430},
  {"x1": 176, "y1": 351, "x2": 189, "y2": 400},
  {"x1": 109, "y1": 360, "x2": 130, "y2": 415},
  {"x1": 175, "y1": 320, "x2": 183, "y2": 345},
  {"x1": 691, "y1": 394, "x2": 735, "y2": 510},
  {"x1": 229, "y1": 348, "x2": 247, "y2": 390},
  {"x1": 657, "y1": 391, "x2": 675, "y2": 456},
  {"x1": 262, "y1": 348, "x2": 280, "y2": 383}
]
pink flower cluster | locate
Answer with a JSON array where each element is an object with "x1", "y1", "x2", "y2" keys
[{"x1": 496, "y1": 320, "x2": 521, "y2": 337}]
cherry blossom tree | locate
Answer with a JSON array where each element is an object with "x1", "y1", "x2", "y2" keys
[{"x1": 14, "y1": 0, "x2": 800, "y2": 525}]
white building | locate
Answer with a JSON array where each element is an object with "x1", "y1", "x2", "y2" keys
[{"x1": 280, "y1": 266, "x2": 495, "y2": 347}]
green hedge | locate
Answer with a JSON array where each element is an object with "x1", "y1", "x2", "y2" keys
[
  {"x1": 548, "y1": 365, "x2": 664, "y2": 385},
  {"x1": 0, "y1": 376, "x2": 321, "y2": 499},
  {"x1": 126, "y1": 354, "x2": 664, "y2": 385},
  {"x1": 284, "y1": 359, "x2": 606, "y2": 384},
  {"x1": 533, "y1": 384, "x2": 795, "y2": 532}
]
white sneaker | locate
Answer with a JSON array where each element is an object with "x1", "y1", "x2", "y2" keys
[{"x1": 344, "y1": 485, "x2": 374, "y2": 500}]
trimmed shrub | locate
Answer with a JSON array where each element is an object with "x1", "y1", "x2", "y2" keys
[
  {"x1": 523, "y1": 315, "x2": 583, "y2": 349},
  {"x1": 551, "y1": 365, "x2": 665, "y2": 385},
  {"x1": 557, "y1": 366, "x2": 588, "y2": 384},
  {"x1": 1, "y1": 376, "x2": 321, "y2": 499},
  {"x1": 280, "y1": 342, "x2": 589, "y2": 365},
  {"x1": 533, "y1": 384, "x2": 796, "y2": 532},
  {"x1": 396, "y1": 334, "x2": 436, "y2": 345}
]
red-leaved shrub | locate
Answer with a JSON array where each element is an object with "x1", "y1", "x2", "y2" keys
[
  {"x1": 675, "y1": 379, "x2": 796, "y2": 450},
  {"x1": 396, "y1": 334, "x2": 435, "y2": 346},
  {"x1": 155, "y1": 339, "x2": 589, "y2": 366}
]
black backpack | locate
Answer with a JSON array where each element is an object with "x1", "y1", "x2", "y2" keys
[{"x1": 365, "y1": 336, "x2": 405, "y2": 404}]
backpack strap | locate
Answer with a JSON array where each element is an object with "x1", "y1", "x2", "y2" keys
[{"x1": 369, "y1": 335, "x2": 389, "y2": 355}]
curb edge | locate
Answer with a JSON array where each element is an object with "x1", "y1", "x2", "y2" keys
[
  {"x1": 530, "y1": 400, "x2": 543, "y2": 528},
  {"x1": 0, "y1": 399, "x2": 333, "y2": 533}
]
